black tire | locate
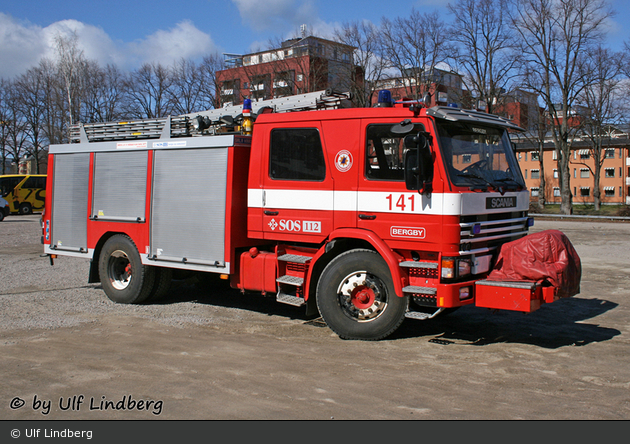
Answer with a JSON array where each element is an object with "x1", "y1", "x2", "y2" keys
[
  {"x1": 19, "y1": 203, "x2": 32, "y2": 215},
  {"x1": 0, "y1": 210, "x2": 4, "y2": 222},
  {"x1": 146, "y1": 267, "x2": 173, "y2": 302},
  {"x1": 98, "y1": 234, "x2": 155, "y2": 304},
  {"x1": 316, "y1": 249, "x2": 408, "y2": 340}
]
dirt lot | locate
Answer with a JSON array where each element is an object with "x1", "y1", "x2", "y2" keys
[{"x1": 0, "y1": 215, "x2": 628, "y2": 420}]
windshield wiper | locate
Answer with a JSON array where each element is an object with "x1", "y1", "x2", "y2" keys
[
  {"x1": 494, "y1": 177, "x2": 525, "y2": 191},
  {"x1": 457, "y1": 172, "x2": 518, "y2": 195},
  {"x1": 457, "y1": 172, "x2": 494, "y2": 191}
]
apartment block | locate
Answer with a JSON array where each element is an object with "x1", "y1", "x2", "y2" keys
[
  {"x1": 514, "y1": 131, "x2": 630, "y2": 206},
  {"x1": 216, "y1": 36, "x2": 357, "y2": 107}
]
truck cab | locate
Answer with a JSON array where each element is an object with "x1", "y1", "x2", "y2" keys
[{"x1": 241, "y1": 100, "x2": 533, "y2": 338}]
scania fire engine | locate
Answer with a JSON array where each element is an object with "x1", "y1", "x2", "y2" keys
[{"x1": 42, "y1": 89, "x2": 580, "y2": 340}]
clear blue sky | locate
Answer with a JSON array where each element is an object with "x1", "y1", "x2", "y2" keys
[{"x1": 1, "y1": 0, "x2": 629, "y2": 79}]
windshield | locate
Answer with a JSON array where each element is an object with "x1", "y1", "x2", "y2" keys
[{"x1": 436, "y1": 120, "x2": 524, "y2": 190}]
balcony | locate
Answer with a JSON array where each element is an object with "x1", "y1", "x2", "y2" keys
[{"x1": 626, "y1": 157, "x2": 630, "y2": 166}]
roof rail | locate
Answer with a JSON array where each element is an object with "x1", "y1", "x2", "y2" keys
[{"x1": 69, "y1": 90, "x2": 352, "y2": 143}]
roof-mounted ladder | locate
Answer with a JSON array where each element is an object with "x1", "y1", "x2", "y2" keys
[{"x1": 70, "y1": 89, "x2": 352, "y2": 143}]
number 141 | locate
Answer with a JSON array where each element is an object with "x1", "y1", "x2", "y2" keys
[{"x1": 386, "y1": 194, "x2": 415, "y2": 212}]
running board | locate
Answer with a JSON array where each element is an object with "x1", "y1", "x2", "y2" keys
[
  {"x1": 276, "y1": 275, "x2": 304, "y2": 286},
  {"x1": 277, "y1": 254, "x2": 312, "y2": 263},
  {"x1": 277, "y1": 292, "x2": 306, "y2": 307},
  {"x1": 405, "y1": 308, "x2": 445, "y2": 320},
  {"x1": 402, "y1": 286, "x2": 437, "y2": 295}
]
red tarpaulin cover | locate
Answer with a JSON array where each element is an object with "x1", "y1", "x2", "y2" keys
[{"x1": 486, "y1": 229, "x2": 581, "y2": 298}]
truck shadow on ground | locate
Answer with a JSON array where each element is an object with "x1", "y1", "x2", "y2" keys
[
  {"x1": 391, "y1": 297, "x2": 620, "y2": 348},
  {"x1": 150, "y1": 275, "x2": 312, "y2": 320},
  {"x1": 150, "y1": 276, "x2": 619, "y2": 348}
]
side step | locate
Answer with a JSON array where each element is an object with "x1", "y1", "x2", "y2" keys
[
  {"x1": 275, "y1": 276, "x2": 305, "y2": 306},
  {"x1": 277, "y1": 254, "x2": 311, "y2": 263},
  {"x1": 405, "y1": 307, "x2": 444, "y2": 320},
  {"x1": 399, "y1": 261, "x2": 438, "y2": 269},
  {"x1": 277, "y1": 292, "x2": 306, "y2": 307},
  {"x1": 276, "y1": 275, "x2": 304, "y2": 286},
  {"x1": 275, "y1": 253, "x2": 312, "y2": 308},
  {"x1": 402, "y1": 286, "x2": 437, "y2": 295}
]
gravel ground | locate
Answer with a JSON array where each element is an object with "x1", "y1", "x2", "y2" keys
[
  {"x1": 0, "y1": 215, "x2": 278, "y2": 332},
  {"x1": 1, "y1": 214, "x2": 629, "y2": 421}
]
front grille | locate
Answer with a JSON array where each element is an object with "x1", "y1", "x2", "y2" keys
[{"x1": 459, "y1": 211, "x2": 529, "y2": 254}]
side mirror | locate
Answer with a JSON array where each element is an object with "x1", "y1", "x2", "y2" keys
[
  {"x1": 404, "y1": 149, "x2": 420, "y2": 190},
  {"x1": 404, "y1": 132, "x2": 433, "y2": 195}
]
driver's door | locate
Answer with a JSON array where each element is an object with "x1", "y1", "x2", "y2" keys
[{"x1": 357, "y1": 120, "x2": 442, "y2": 248}]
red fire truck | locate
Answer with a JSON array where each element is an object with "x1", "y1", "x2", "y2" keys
[{"x1": 42, "y1": 90, "x2": 579, "y2": 340}]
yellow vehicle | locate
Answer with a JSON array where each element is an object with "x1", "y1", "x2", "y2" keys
[{"x1": 0, "y1": 174, "x2": 47, "y2": 215}]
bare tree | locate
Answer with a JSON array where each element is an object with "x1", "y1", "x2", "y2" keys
[
  {"x1": 380, "y1": 9, "x2": 455, "y2": 101},
  {"x1": 575, "y1": 46, "x2": 625, "y2": 210},
  {"x1": 170, "y1": 59, "x2": 205, "y2": 115},
  {"x1": 1, "y1": 81, "x2": 28, "y2": 172},
  {"x1": 334, "y1": 20, "x2": 383, "y2": 107},
  {"x1": 447, "y1": 0, "x2": 519, "y2": 114},
  {"x1": 516, "y1": 65, "x2": 552, "y2": 209},
  {"x1": 55, "y1": 32, "x2": 89, "y2": 130},
  {"x1": 123, "y1": 62, "x2": 175, "y2": 119},
  {"x1": 82, "y1": 62, "x2": 126, "y2": 123},
  {"x1": 37, "y1": 58, "x2": 66, "y2": 145},
  {"x1": 510, "y1": 0, "x2": 614, "y2": 215},
  {"x1": 198, "y1": 53, "x2": 224, "y2": 110},
  {"x1": 0, "y1": 79, "x2": 11, "y2": 174},
  {"x1": 14, "y1": 67, "x2": 50, "y2": 173}
]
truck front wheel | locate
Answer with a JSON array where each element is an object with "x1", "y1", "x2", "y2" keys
[
  {"x1": 316, "y1": 249, "x2": 407, "y2": 340},
  {"x1": 99, "y1": 234, "x2": 155, "y2": 304}
]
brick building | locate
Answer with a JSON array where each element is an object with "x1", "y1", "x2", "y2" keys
[
  {"x1": 512, "y1": 126, "x2": 630, "y2": 206},
  {"x1": 216, "y1": 36, "x2": 358, "y2": 107},
  {"x1": 372, "y1": 65, "x2": 465, "y2": 107}
]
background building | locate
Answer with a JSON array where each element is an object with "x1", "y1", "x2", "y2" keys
[
  {"x1": 217, "y1": 35, "x2": 359, "y2": 107},
  {"x1": 372, "y1": 65, "x2": 464, "y2": 107},
  {"x1": 513, "y1": 126, "x2": 630, "y2": 206}
]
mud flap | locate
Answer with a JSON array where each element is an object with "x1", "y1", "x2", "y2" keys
[{"x1": 475, "y1": 280, "x2": 558, "y2": 313}]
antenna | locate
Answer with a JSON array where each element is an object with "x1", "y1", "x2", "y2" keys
[{"x1": 300, "y1": 24, "x2": 307, "y2": 37}]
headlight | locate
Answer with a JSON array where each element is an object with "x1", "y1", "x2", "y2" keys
[
  {"x1": 458, "y1": 259, "x2": 471, "y2": 277},
  {"x1": 441, "y1": 257, "x2": 472, "y2": 280}
]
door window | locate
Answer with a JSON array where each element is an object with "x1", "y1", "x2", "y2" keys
[{"x1": 269, "y1": 128, "x2": 326, "y2": 181}]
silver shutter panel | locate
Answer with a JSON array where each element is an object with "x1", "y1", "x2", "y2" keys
[
  {"x1": 150, "y1": 147, "x2": 228, "y2": 266},
  {"x1": 92, "y1": 151, "x2": 148, "y2": 221},
  {"x1": 51, "y1": 153, "x2": 90, "y2": 252}
]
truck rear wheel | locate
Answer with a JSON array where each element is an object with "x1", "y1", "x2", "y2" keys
[
  {"x1": 316, "y1": 249, "x2": 407, "y2": 340},
  {"x1": 146, "y1": 266, "x2": 173, "y2": 302},
  {"x1": 99, "y1": 234, "x2": 155, "y2": 304}
]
